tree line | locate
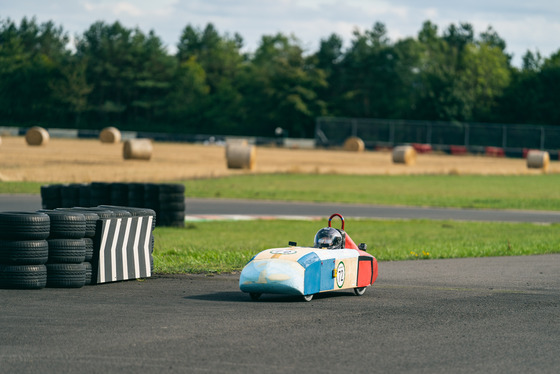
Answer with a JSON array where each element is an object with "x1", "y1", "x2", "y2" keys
[{"x1": 0, "y1": 17, "x2": 559, "y2": 138}]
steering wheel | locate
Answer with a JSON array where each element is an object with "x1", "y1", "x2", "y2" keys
[{"x1": 328, "y1": 213, "x2": 344, "y2": 230}]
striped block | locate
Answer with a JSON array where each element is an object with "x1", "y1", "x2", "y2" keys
[{"x1": 93, "y1": 216, "x2": 153, "y2": 284}]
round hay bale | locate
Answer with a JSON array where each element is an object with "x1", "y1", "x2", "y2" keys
[
  {"x1": 226, "y1": 144, "x2": 256, "y2": 170},
  {"x1": 527, "y1": 150, "x2": 549, "y2": 171},
  {"x1": 343, "y1": 137, "x2": 365, "y2": 152},
  {"x1": 25, "y1": 126, "x2": 49, "y2": 146},
  {"x1": 99, "y1": 127, "x2": 121, "y2": 143},
  {"x1": 123, "y1": 139, "x2": 153, "y2": 160},
  {"x1": 392, "y1": 145, "x2": 416, "y2": 165}
]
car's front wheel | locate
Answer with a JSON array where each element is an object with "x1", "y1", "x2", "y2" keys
[
  {"x1": 302, "y1": 294, "x2": 314, "y2": 302},
  {"x1": 354, "y1": 287, "x2": 367, "y2": 296},
  {"x1": 249, "y1": 293, "x2": 261, "y2": 301}
]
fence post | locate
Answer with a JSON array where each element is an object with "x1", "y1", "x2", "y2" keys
[
  {"x1": 540, "y1": 127, "x2": 545, "y2": 149},
  {"x1": 502, "y1": 125, "x2": 507, "y2": 149},
  {"x1": 464, "y1": 124, "x2": 470, "y2": 148},
  {"x1": 427, "y1": 123, "x2": 432, "y2": 144}
]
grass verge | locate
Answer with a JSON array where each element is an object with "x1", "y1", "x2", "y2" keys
[
  {"x1": 152, "y1": 219, "x2": 560, "y2": 274},
  {"x1": 183, "y1": 174, "x2": 560, "y2": 211},
  {"x1": 3, "y1": 174, "x2": 560, "y2": 211}
]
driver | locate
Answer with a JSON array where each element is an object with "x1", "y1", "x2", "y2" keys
[{"x1": 313, "y1": 227, "x2": 343, "y2": 249}]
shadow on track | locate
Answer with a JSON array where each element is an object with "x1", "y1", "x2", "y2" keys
[{"x1": 185, "y1": 290, "x2": 356, "y2": 303}]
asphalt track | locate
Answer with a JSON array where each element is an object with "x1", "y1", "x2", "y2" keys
[
  {"x1": 1, "y1": 255, "x2": 558, "y2": 373},
  {"x1": 2, "y1": 195, "x2": 560, "y2": 223},
  {"x1": 1, "y1": 195, "x2": 559, "y2": 373}
]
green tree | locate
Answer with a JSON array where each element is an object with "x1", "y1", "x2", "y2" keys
[
  {"x1": 176, "y1": 23, "x2": 244, "y2": 134},
  {"x1": 76, "y1": 21, "x2": 175, "y2": 129},
  {"x1": 0, "y1": 17, "x2": 71, "y2": 125},
  {"x1": 239, "y1": 33, "x2": 327, "y2": 137}
]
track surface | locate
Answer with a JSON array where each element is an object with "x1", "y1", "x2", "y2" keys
[
  {"x1": 2, "y1": 195, "x2": 560, "y2": 223},
  {"x1": 1, "y1": 196, "x2": 559, "y2": 373},
  {"x1": 1, "y1": 255, "x2": 558, "y2": 373}
]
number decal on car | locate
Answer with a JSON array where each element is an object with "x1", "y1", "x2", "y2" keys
[{"x1": 336, "y1": 262, "x2": 345, "y2": 288}]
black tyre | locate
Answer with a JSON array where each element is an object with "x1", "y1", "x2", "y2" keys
[
  {"x1": 110, "y1": 183, "x2": 129, "y2": 206},
  {"x1": 78, "y1": 184, "x2": 91, "y2": 207},
  {"x1": 55, "y1": 209, "x2": 99, "y2": 237},
  {"x1": 97, "y1": 207, "x2": 131, "y2": 218},
  {"x1": 60, "y1": 184, "x2": 82, "y2": 208},
  {"x1": 250, "y1": 293, "x2": 261, "y2": 301},
  {"x1": 98, "y1": 205, "x2": 156, "y2": 229},
  {"x1": 0, "y1": 240, "x2": 48, "y2": 265},
  {"x1": 83, "y1": 261, "x2": 93, "y2": 285},
  {"x1": 83, "y1": 237, "x2": 94, "y2": 262},
  {"x1": 47, "y1": 238, "x2": 86, "y2": 264},
  {"x1": 159, "y1": 192, "x2": 185, "y2": 204},
  {"x1": 0, "y1": 212, "x2": 50, "y2": 240},
  {"x1": 158, "y1": 183, "x2": 185, "y2": 194},
  {"x1": 65, "y1": 207, "x2": 115, "y2": 220},
  {"x1": 158, "y1": 211, "x2": 184, "y2": 227},
  {"x1": 46, "y1": 263, "x2": 86, "y2": 288},
  {"x1": 90, "y1": 182, "x2": 111, "y2": 206},
  {"x1": 159, "y1": 201, "x2": 185, "y2": 212},
  {"x1": 354, "y1": 287, "x2": 367, "y2": 296},
  {"x1": 0, "y1": 264, "x2": 47, "y2": 289},
  {"x1": 41, "y1": 184, "x2": 62, "y2": 209},
  {"x1": 127, "y1": 183, "x2": 145, "y2": 203},
  {"x1": 37, "y1": 210, "x2": 86, "y2": 239}
]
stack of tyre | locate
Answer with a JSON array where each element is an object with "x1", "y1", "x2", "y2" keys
[
  {"x1": 41, "y1": 182, "x2": 184, "y2": 227},
  {"x1": 0, "y1": 212, "x2": 50, "y2": 289},
  {"x1": 154, "y1": 184, "x2": 185, "y2": 227},
  {"x1": 39, "y1": 210, "x2": 88, "y2": 288}
]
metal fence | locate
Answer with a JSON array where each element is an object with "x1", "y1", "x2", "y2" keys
[{"x1": 315, "y1": 117, "x2": 560, "y2": 157}]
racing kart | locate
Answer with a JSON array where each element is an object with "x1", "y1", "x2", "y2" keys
[{"x1": 239, "y1": 214, "x2": 378, "y2": 301}]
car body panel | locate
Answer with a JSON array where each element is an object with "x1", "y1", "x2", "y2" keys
[{"x1": 239, "y1": 245, "x2": 378, "y2": 297}]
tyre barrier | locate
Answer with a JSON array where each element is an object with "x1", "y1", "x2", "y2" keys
[
  {"x1": 0, "y1": 212, "x2": 50, "y2": 289},
  {"x1": 0, "y1": 207, "x2": 155, "y2": 289},
  {"x1": 41, "y1": 182, "x2": 184, "y2": 227}
]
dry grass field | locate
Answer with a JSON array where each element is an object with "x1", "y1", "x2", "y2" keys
[{"x1": 0, "y1": 136, "x2": 557, "y2": 183}]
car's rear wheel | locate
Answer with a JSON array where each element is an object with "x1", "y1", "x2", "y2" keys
[
  {"x1": 302, "y1": 294, "x2": 314, "y2": 302},
  {"x1": 249, "y1": 292, "x2": 261, "y2": 301},
  {"x1": 354, "y1": 287, "x2": 367, "y2": 296}
]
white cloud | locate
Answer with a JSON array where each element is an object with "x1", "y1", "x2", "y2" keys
[{"x1": 2, "y1": 0, "x2": 559, "y2": 66}]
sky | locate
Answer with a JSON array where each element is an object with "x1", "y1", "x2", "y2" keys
[{"x1": 2, "y1": 0, "x2": 560, "y2": 67}]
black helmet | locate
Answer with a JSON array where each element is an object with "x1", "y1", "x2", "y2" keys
[{"x1": 314, "y1": 227, "x2": 343, "y2": 249}]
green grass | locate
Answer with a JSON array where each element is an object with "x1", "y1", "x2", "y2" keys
[
  {"x1": 152, "y1": 219, "x2": 560, "y2": 273},
  {"x1": 3, "y1": 174, "x2": 560, "y2": 210},
  {"x1": 183, "y1": 174, "x2": 560, "y2": 211},
  {"x1": 0, "y1": 182, "x2": 44, "y2": 194}
]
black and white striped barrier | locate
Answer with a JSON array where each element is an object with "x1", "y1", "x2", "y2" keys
[{"x1": 93, "y1": 215, "x2": 154, "y2": 284}]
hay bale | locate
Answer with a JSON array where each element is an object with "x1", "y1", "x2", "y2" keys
[
  {"x1": 343, "y1": 137, "x2": 365, "y2": 152},
  {"x1": 225, "y1": 138, "x2": 248, "y2": 154},
  {"x1": 226, "y1": 143, "x2": 256, "y2": 170},
  {"x1": 123, "y1": 139, "x2": 153, "y2": 160},
  {"x1": 392, "y1": 145, "x2": 416, "y2": 165},
  {"x1": 527, "y1": 150, "x2": 550, "y2": 171},
  {"x1": 25, "y1": 126, "x2": 50, "y2": 146},
  {"x1": 100, "y1": 127, "x2": 121, "y2": 143}
]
